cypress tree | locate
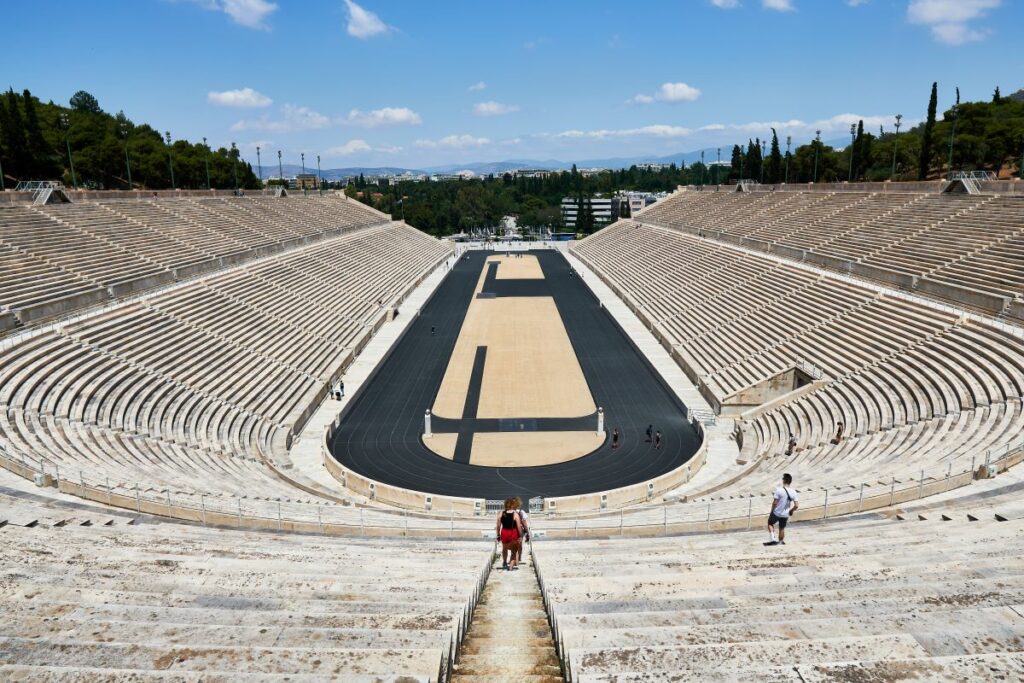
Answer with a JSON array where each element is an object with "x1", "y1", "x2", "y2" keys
[
  {"x1": 730, "y1": 144, "x2": 742, "y2": 181},
  {"x1": 2, "y1": 89, "x2": 29, "y2": 179},
  {"x1": 22, "y1": 89, "x2": 55, "y2": 178},
  {"x1": 993, "y1": 86, "x2": 1001, "y2": 103},
  {"x1": 768, "y1": 129, "x2": 783, "y2": 183},
  {"x1": 918, "y1": 82, "x2": 938, "y2": 180}
]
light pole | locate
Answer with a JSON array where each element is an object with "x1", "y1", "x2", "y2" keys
[
  {"x1": 760, "y1": 140, "x2": 766, "y2": 184},
  {"x1": 891, "y1": 114, "x2": 902, "y2": 180},
  {"x1": 0, "y1": 153, "x2": 4, "y2": 191},
  {"x1": 277, "y1": 150, "x2": 283, "y2": 187},
  {"x1": 256, "y1": 146, "x2": 262, "y2": 186},
  {"x1": 813, "y1": 130, "x2": 821, "y2": 183},
  {"x1": 739, "y1": 145, "x2": 744, "y2": 182},
  {"x1": 231, "y1": 142, "x2": 239, "y2": 191},
  {"x1": 165, "y1": 131, "x2": 175, "y2": 189},
  {"x1": 848, "y1": 124, "x2": 856, "y2": 182},
  {"x1": 700, "y1": 150, "x2": 705, "y2": 186},
  {"x1": 120, "y1": 121, "x2": 132, "y2": 189},
  {"x1": 947, "y1": 103, "x2": 959, "y2": 180},
  {"x1": 716, "y1": 147, "x2": 721, "y2": 185},
  {"x1": 316, "y1": 154, "x2": 322, "y2": 195},
  {"x1": 785, "y1": 135, "x2": 791, "y2": 184},
  {"x1": 61, "y1": 113, "x2": 78, "y2": 189}
]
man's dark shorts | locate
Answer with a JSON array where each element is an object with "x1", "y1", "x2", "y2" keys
[{"x1": 768, "y1": 512, "x2": 788, "y2": 529}]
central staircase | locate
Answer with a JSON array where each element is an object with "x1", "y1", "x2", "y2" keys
[{"x1": 452, "y1": 546, "x2": 562, "y2": 682}]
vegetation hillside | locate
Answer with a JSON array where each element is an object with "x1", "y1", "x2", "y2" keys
[{"x1": 0, "y1": 89, "x2": 260, "y2": 190}]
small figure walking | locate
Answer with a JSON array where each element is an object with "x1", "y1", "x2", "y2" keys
[
  {"x1": 645, "y1": 424, "x2": 654, "y2": 443},
  {"x1": 764, "y1": 473, "x2": 799, "y2": 546},
  {"x1": 496, "y1": 498, "x2": 524, "y2": 570},
  {"x1": 611, "y1": 428, "x2": 620, "y2": 449},
  {"x1": 431, "y1": 325, "x2": 436, "y2": 336},
  {"x1": 786, "y1": 434, "x2": 797, "y2": 456},
  {"x1": 653, "y1": 430, "x2": 663, "y2": 449}
]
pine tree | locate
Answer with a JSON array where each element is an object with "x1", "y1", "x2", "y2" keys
[
  {"x1": 918, "y1": 82, "x2": 938, "y2": 180},
  {"x1": 993, "y1": 86, "x2": 1001, "y2": 103},
  {"x1": 767, "y1": 129, "x2": 783, "y2": 183},
  {"x1": 730, "y1": 144, "x2": 742, "y2": 181}
]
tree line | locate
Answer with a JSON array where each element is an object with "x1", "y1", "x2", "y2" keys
[
  {"x1": 724, "y1": 84, "x2": 1023, "y2": 185},
  {"x1": 0, "y1": 89, "x2": 260, "y2": 190}
]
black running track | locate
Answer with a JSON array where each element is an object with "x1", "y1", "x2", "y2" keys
[{"x1": 328, "y1": 249, "x2": 701, "y2": 502}]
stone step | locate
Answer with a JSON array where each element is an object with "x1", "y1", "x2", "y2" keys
[
  {"x1": 5, "y1": 616, "x2": 454, "y2": 651},
  {"x1": 465, "y1": 621, "x2": 552, "y2": 639},
  {"x1": 569, "y1": 634, "x2": 929, "y2": 676},
  {"x1": 795, "y1": 652, "x2": 1024, "y2": 682},
  {"x1": 559, "y1": 604, "x2": 1024, "y2": 650},
  {"x1": 460, "y1": 642, "x2": 558, "y2": 657},
  {"x1": 454, "y1": 654, "x2": 561, "y2": 677},
  {"x1": 0, "y1": 637, "x2": 443, "y2": 677},
  {"x1": 0, "y1": 665, "x2": 430, "y2": 682},
  {"x1": 450, "y1": 676, "x2": 563, "y2": 683}
]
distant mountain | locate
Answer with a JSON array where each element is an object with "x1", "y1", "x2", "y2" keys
[
  {"x1": 259, "y1": 135, "x2": 861, "y2": 181},
  {"x1": 253, "y1": 163, "x2": 428, "y2": 180}
]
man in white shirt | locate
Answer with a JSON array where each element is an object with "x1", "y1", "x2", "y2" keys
[{"x1": 764, "y1": 473, "x2": 798, "y2": 546}]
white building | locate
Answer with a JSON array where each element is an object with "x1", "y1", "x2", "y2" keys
[{"x1": 561, "y1": 196, "x2": 614, "y2": 229}]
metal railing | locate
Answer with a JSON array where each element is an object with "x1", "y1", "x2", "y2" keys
[{"x1": 4, "y1": 426, "x2": 1022, "y2": 539}]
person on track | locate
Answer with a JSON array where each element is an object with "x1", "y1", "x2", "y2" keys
[
  {"x1": 496, "y1": 498, "x2": 524, "y2": 570},
  {"x1": 646, "y1": 424, "x2": 654, "y2": 443},
  {"x1": 611, "y1": 428, "x2": 620, "y2": 449},
  {"x1": 764, "y1": 473, "x2": 798, "y2": 546},
  {"x1": 653, "y1": 430, "x2": 662, "y2": 449}
]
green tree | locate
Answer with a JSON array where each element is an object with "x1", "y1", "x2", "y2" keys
[
  {"x1": 918, "y1": 82, "x2": 938, "y2": 179},
  {"x1": 767, "y1": 129, "x2": 782, "y2": 183},
  {"x1": 730, "y1": 144, "x2": 742, "y2": 181},
  {"x1": 69, "y1": 90, "x2": 102, "y2": 114}
]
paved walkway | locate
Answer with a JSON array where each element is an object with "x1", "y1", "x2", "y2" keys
[{"x1": 559, "y1": 244, "x2": 744, "y2": 499}]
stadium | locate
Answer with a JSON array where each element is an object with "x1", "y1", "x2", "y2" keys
[{"x1": 3, "y1": 1, "x2": 1024, "y2": 681}]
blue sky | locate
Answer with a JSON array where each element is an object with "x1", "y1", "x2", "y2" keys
[{"x1": 3, "y1": 0, "x2": 1021, "y2": 168}]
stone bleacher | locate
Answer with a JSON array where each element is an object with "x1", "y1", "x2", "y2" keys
[
  {"x1": 533, "y1": 478, "x2": 1024, "y2": 681},
  {"x1": 0, "y1": 195, "x2": 387, "y2": 329},
  {"x1": 635, "y1": 189, "x2": 1024, "y2": 318},
  {"x1": 571, "y1": 219, "x2": 1024, "y2": 512},
  {"x1": 0, "y1": 217, "x2": 452, "y2": 530},
  {"x1": 0, "y1": 482, "x2": 491, "y2": 682}
]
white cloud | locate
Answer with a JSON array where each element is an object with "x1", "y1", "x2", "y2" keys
[
  {"x1": 630, "y1": 82, "x2": 701, "y2": 105},
  {"x1": 762, "y1": 0, "x2": 795, "y2": 10},
  {"x1": 340, "y1": 107, "x2": 422, "y2": 127},
  {"x1": 187, "y1": 0, "x2": 278, "y2": 30},
  {"x1": 549, "y1": 112, "x2": 913, "y2": 145},
  {"x1": 473, "y1": 101, "x2": 520, "y2": 117},
  {"x1": 230, "y1": 104, "x2": 331, "y2": 132},
  {"x1": 468, "y1": 81, "x2": 487, "y2": 91},
  {"x1": 327, "y1": 139, "x2": 371, "y2": 156},
  {"x1": 930, "y1": 23, "x2": 988, "y2": 44},
  {"x1": 710, "y1": 0, "x2": 739, "y2": 7},
  {"x1": 207, "y1": 87, "x2": 272, "y2": 108},
  {"x1": 325, "y1": 140, "x2": 402, "y2": 156},
  {"x1": 344, "y1": 0, "x2": 390, "y2": 38},
  {"x1": 556, "y1": 125, "x2": 693, "y2": 140},
  {"x1": 847, "y1": 0, "x2": 868, "y2": 6},
  {"x1": 415, "y1": 135, "x2": 491, "y2": 149},
  {"x1": 907, "y1": 0, "x2": 1000, "y2": 45}
]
